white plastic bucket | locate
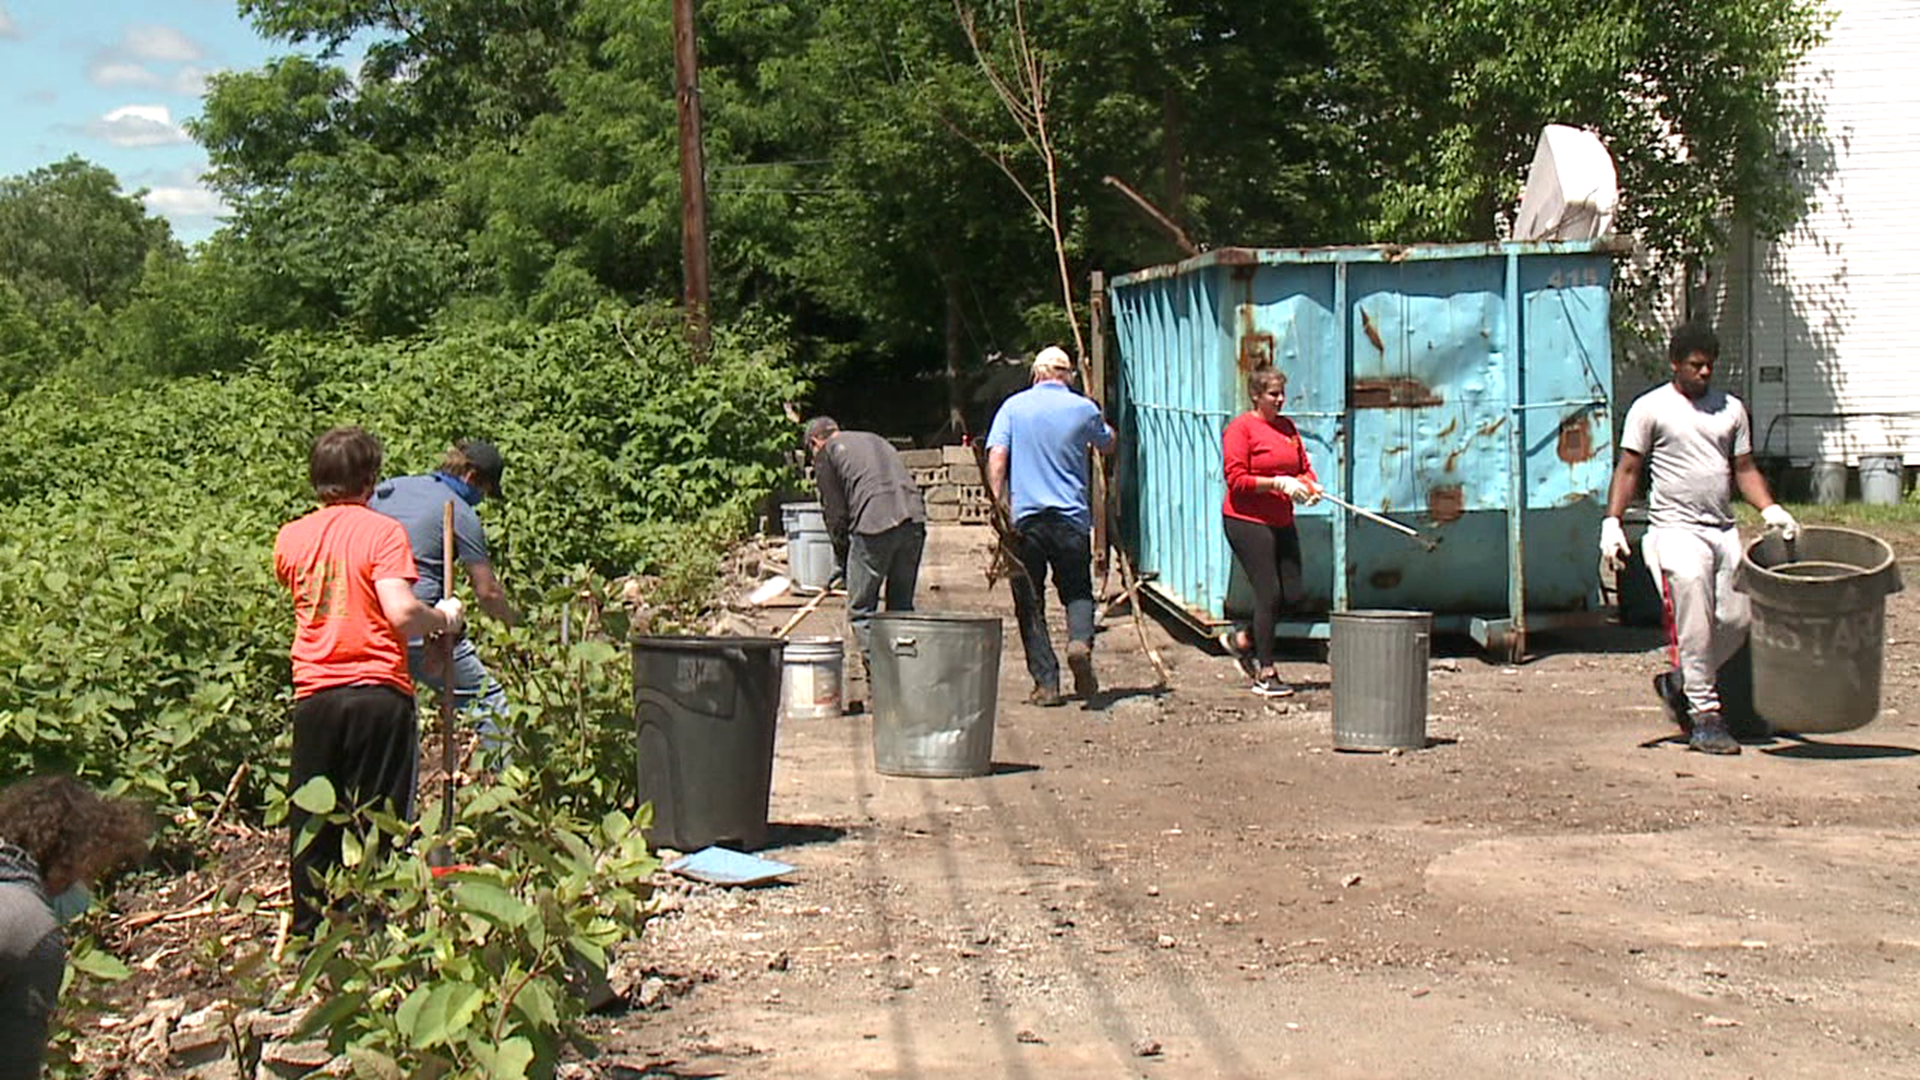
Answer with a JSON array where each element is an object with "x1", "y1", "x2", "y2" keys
[{"x1": 781, "y1": 637, "x2": 845, "y2": 720}]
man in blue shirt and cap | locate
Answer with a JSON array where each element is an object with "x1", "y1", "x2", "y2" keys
[
  {"x1": 372, "y1": 439, "x2": 521, "y2": 753},
  {"x1": 986, "y1": 346, "x2": 1116, "y2": 706}
]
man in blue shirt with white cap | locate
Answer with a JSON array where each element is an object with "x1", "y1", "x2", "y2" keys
[{"x1": 986, "y1": 345, "x2": 1116, "y2": 706}]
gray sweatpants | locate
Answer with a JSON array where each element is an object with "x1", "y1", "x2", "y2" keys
[{"x1": 1646, "y1": 524, "x2": 1750, "y2": 717}]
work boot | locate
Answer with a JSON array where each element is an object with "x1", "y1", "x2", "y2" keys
[
  {"x1": 1066, "y1": 640, "x2": 1098, "y2": 698},
  {"x1": 1653, "y1": 670, "x2": 1691, "y2": 732},
  {"x1": 1028, "y1": 683, "x2": 1066, "y2": 708},
  {"x1": 1687, "y1": 711, "x2": 1741, "y2": 755}
]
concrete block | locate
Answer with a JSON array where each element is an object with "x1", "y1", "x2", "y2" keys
[
  {"x1": 927, "y1": 502, "x2": 962, "y2": 523},
  {"x1": 942, "y1": 444, "x2": 977, "y2": 466},
  {"x1": 924, "y1": 485, "x2": 961, "y2": 505},
  {"x1": 947, "y1": 462, "x2": 982, "y2": 486},
  {"x1": 909, "y1": 465, "x2": 950, "y2": 487},
  {"x1": 898, "y1": 448, "x2": 944, "y2": 468}
]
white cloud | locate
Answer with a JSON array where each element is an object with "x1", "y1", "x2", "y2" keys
[
  {"x1": 85, "y1": 25, "x2": 212, "y2": 96},
  {"x1": 88, "y1": 57, "x2": 214, "y2": 97},
  {"x1": 143, "y1": 185, "x2": 225, "y2": 219},
  {"x1": 0, "y1": 6, "x2": 20, "y2": 41},
  {"x1": 123, "y1": 25, "x2": 203, "y2": 64},
  {"x1": 134, "y1": 164, "x2": 228, "y2": 241},
  {"x1": 86, "y1": 104, "x2": 190, "y2": 148}
]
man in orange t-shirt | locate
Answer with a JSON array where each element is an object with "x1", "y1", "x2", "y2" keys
[{"x1": 273, "y1": 426, "x2": 465, "y2": 936}]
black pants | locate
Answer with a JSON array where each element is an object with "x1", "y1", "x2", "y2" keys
[
  {"x1": 1009, "y1": 510, "x2": 1096, "y2": 690},
  {"x1": 1222, "y1": 517, "x2": 1303, "y2": 671},
  {"x1": 288, "y1": 684, "x2": 418, "y2": 936}
]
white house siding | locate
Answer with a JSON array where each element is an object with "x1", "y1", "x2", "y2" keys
[{"x1": 1716, "y1": 0, "x2": 1920, "y2": 467}]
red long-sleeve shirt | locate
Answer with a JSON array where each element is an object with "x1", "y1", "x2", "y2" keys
[{"x1": 1222, "y1": 412, "x2": 1318, "y2": 527}]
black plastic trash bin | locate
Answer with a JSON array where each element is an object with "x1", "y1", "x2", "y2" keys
[
  {"x1": 633, "y1": 636, "x2": 784, "y2": 851},
  {"x1": 1735, "y1": 526, "x2": 1902, "y2": 734}
]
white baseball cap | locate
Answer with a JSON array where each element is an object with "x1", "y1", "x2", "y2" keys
[{"x1": 1031, "y1": 345, "x2": 1074, "y2": 376}]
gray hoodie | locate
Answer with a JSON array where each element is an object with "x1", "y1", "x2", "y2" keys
[{"x1": 0, "y1": 842, "x2": 62, "y2": 1080}]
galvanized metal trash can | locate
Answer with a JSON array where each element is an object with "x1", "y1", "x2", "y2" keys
[
  {"x1": 1735, "y1": 526, "x2": 1903, "y2": 734},
  {"x1": 1330, "y1": 610, "x2": 1431, "y2": 751},
  {"x1": 869, "y1": 612, "x2": 1002, "y2": 777},
  {"x1": 1860, "y1": 454, "x2": 1903, "y2": 506},
  {"x1": 634, "y1": 636, "x2": 784, "y2": 851},
  {"x1": 1810, "y1": 462, "x2": 1847, "y2": 505},
  {"x1": 787, "y1": 530, "x2": 836, "y2": 593},
  {"x1": 781, "y1": 636, "x2": 845, "y2": 720},
  {"x1": 781, "y1": 501, "x2": 827, "y2": 536}
]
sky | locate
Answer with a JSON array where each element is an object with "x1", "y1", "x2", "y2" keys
[{"x1": 0, "y1": 1, "x2": 310, "y2": 244}]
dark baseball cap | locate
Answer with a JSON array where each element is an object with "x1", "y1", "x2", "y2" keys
[{"x1": 459, "y1": 439, "x2": 507, "y2": 499}]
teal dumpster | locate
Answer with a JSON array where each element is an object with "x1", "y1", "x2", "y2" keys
[{"x1": 1109, "y1": 239, "x2": 1628, "y2": 658}]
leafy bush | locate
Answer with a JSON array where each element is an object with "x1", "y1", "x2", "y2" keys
[
  {"x1": 281, "y1": 773, "x2": 659, "y2": 1079},
  {"x1": 0, "y1": 302, "x2": 804, "y2": 810}
]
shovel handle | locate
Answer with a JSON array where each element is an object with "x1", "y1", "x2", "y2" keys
[
  {"x1": 1317, "y1": 490, "x2": 1422, "y2": 538},
  {"x1": 435, "y1": 500, "x2": 458, "y2": 861}
]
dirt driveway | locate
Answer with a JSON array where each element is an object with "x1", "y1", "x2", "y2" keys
[{"x1": 598, "y1": 523, "x2": 1920, "y2": 1079}]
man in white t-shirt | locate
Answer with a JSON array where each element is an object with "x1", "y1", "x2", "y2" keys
[{"x1": 1600, "y1": 323, "x2": 1798, "y2": 755}]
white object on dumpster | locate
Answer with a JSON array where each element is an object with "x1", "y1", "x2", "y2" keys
[{"x1": 1513, "y1": 125, "x2": 1618, "y2": 241}]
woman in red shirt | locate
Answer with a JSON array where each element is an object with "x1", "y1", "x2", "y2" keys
[{"x1": 1220, "y1": 367, "x2": 1321, "y2": 696}]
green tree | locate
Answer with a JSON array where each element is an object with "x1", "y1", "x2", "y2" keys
[{"x1": 0, "y1": 156, "x2": 177, "y2": 312}]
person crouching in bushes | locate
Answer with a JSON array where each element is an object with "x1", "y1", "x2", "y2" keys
[{"x1": 0, "y1": 775, "x2": 152, "y2": 1079}]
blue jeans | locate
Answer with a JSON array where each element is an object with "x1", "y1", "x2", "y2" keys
[
  {"x1": 408, "y1": 636, "x2": 510, "y2": 757},
  {"x1": 846, "y1": 521, "x2": 926, "y2": 657},
  {"x1": 1009, "y1": 510, "x2": 1096, "y2": 690}
]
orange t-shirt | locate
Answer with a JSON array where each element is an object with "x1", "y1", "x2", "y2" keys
[{"x1": 273, "y1": 503, "x2": 418, "y2": 698}]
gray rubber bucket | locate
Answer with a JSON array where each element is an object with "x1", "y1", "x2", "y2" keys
[
  {"x1": 869, "y1": 612, "x2": 1002, "y2": 777},
  {"x1": 1330, "y1": 610, "x2": 1431, "y2": 751},
  {"x1": 788, "y1": 530, "x2": 835, "y2": 593},
  {"x1": 781, "y1": 501, "x2": 827, "y2": 536},
  {"x1": 1860, "y1": 454, "x2": 1903, "y2": 506},
  {"x1": 781, "y1": 636, "x2": 845, "y2": 720},
  {"x1": 633, "y1": 636, "x2": 784, "y2": 851},
  {"x1": 1735, "y1": 526, "x2": 1903, "y2": 734}
]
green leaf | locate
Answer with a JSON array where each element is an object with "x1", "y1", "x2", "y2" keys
[
  {"x1": 512, "y1": 978, "x2": 560, "y2": 1031},
  {"x1": 65, "y1": 945, "x2": 131, "y2": 981},
  {"x1": 394, "y1": 984, "x2": 431, "y2": 1042},
  {"x1": 471, "y1": 1035, "x2": 535, "y2": 1080},
  {"x1": 453, "y1": 879, "x2": 533, "y2": 928},
  {"x1": 291, "y1": 775, "x2": 337, "y2": 815},
  {"x1": 346, "y1": 1046, "x2": 405, "y2": 1080},
  {"x1": 340, "y1": 828, "x2": 364, "y2": 868},
  {"x1": 295, "y1": 990, "x2": 368, "y2": 1041},
  {"x1": 406, "y1": 981, "x2": 485, "y2": 1049}
]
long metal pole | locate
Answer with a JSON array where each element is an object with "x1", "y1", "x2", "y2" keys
[{"x1": 673, "y1": 0, "x2": 712, "y2": 360}]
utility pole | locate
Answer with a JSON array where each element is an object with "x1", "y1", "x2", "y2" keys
[{"x1": 672, "y1": 0, "x2": 712, "y2": 360}]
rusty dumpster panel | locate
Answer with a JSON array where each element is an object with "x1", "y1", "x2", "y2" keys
[{"x1": 1109, "y1": 239, "x2": 1617, "y2": 632}]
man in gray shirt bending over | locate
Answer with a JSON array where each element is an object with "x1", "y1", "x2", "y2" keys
[
  {"x1": 372, "y1": 439, "x2": 521, "y2": 755},
  {"x1": 805, "y1": 418, "x2": 927, "y2": 663},
  {"x1": 1601, "y1": 323, "x2": 1798, "y2": 755}
]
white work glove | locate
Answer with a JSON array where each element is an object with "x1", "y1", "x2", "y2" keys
[
  {"x1": 434, "y1": 597, "x2": 466, "y2": 638},
  {"x1": 1599, "y1": 517, "x2": 1630, "y2": 569},
  {"x1": 1273, "y1": 476, "x2": 1317, "y2": 504},
  {"x1": 1760, "y1": 504, "x2": 1800, "y2": 542}
]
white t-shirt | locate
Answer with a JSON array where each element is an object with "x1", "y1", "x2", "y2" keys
[{"x1": 1620, "y1": 382, "x2": 1752, "y2": 529}]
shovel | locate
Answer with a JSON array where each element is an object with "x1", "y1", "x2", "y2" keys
[{"x1": 1317, "y1": 491, "x2": 1443, "y2": 552}]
